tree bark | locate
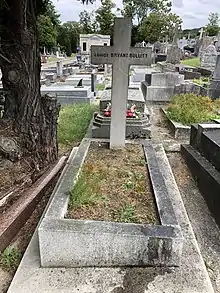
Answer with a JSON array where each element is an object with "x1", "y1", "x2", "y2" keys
[{"x1": 0, "y1": 0, "x2": 59, "y2": 168}]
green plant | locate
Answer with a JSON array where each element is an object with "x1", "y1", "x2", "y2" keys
[
  {"x1": 69, "y1": 164, "x2": 107, "y2": 208},
  {"x1": 166, "y1": 93, "x2": 220, "y2": 125},
  {"x1": 0, "y1": 246, "x2": 21, "y2": 270},
  {"x1": 113, "y1": 203, "x2": 137, "y2": 223},
  {"x1": 96, "y1": 83, "x2": 105, "y2": 91},
  {"x1": 123, "y1": 179, "x2": 135, "y2": 190},
  {"x1": 58, "y1": 104, "x2": 98, "y2": 146},
  {"x1": 193, "y1": 77, "x2": 210, "y2": 87}
]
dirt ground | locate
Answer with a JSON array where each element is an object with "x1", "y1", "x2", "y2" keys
[{"x1": 68, "y1": 142, "x2": 159, "y2": 224}]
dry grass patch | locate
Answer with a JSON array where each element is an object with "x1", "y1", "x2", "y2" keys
[{"x1": 68, "y1": 142, "x2": 159, "y2": 224}]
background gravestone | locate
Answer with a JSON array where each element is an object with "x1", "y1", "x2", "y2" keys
[
  {"x1": 200, "y1": 44, "x2": 217, "y2": 71},
  {"x1": 209, "y1": 55, "x2": 220, "y2": 100}
]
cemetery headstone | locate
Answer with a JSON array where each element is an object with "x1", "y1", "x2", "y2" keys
[
  {"x1": 56, "y1": 60, "x2": 63, "y2": 77},
  {"x1": 91, "y1": 17, "x2": 152, "y2": 149},
  {"x1": 215, "y1": 33, "x2": 220, "y2": 52},
  {"x1": 178, "y1": 39, "x2": 188, "y2": 50},
  {"x1": 166, "y1": 45, "x2": 182, "y2": 64},
  {"x1": 166, "y1": 25, "x2": 182, "y2": 64},
  {"x1": 209, "y1": 54, "x2": 220, "y2": 99},
  {"x1": 200, "y1": 44, "x2": 217, "y2": 71}
]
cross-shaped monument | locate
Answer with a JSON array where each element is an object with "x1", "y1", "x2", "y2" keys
[
  {"x1": 199, "y1": 27, "x2": 204, "y2": 40},
  {"x1": 91, "y1": 18, "x2": 152, "y2": 149}
]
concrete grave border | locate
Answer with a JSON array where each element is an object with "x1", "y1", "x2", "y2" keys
[
  {"x1": 161, "y1": 108, "x2": 190, "y2": 139},
  {"x1": 38, "y1": 138, "x2": 183, "y2": 268}
]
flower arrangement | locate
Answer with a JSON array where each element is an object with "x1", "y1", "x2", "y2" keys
[{"x1": 104, "y1": 103, "x2": 139, "y2": 118}]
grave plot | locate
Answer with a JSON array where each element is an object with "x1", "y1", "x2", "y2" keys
[
  {"x1": 161, "y1": 94, "x2": 220, "y2": 139},
  {"x1": 67, "y1": 142, "x2": 158, "y2": 224},
  {"x1": 181, "y1": 124, "x2": 220, "y2": 226},
  {"x1": 38, "y1": 138, "x2": 183, "y2": 268}
]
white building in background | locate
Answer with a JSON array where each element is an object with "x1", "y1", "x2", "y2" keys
[{"x1": 79, "y1": 34, "x2": 111, "y2": 56}]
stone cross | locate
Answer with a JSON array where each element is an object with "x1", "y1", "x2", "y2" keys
[
  {"x1": 199, "y1": 27, "x2": 204, "y2": 40},
  {"x1": 173, "y1": 24, "x2": 179, "y2": 44},
  {"x1": 91, "y1": 18, "x2": 152, "y2": 149}
]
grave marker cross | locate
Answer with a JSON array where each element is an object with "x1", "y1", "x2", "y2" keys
[{"x1": 91, "y1": 17, "x2": 152, "y2": 149}]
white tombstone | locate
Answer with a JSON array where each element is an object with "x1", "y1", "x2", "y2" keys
[
  {"x1": 177, "y1": 39, "x2": 188, "y2": 50},
  {"x1": 199, "y1": 27, "x2": 204, "y2": 40},
  {"x1": 91, "y1": 17, "x2": 152, "y2": 149},
  {"x1": 56, "y1": 60, "x2": 63, "y2": 77}
]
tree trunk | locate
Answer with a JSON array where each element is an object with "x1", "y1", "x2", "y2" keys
[{"x1": 0, "y1": 0, "x2": 59, "y2": 169}]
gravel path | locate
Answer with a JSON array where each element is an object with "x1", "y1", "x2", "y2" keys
[
  {"x1": 168, "y1": 153, "x2": 220, "y2": 293},
  {"x1": 149, "y1": 104, "x2": 220, "y2": 293}
]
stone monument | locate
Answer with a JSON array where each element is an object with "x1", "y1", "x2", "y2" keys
[
  {"x1": 91, "y1": 17, "x2": 152, "y2": 149},
  {"x1": 166, "y1": 25, "x2": 182, "y2": 64},
  {"x1": 200, "y1": 44, "x2": 217, "y2": 71},
  {"x1": 209, "y1": 55, "x2": 220, "y2": 99}
]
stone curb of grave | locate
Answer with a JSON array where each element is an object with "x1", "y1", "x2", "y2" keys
[
  {"x1": 38, "y1": 136, "x2": 183, "y2": 268},
  {"x1": 160, "y1": 108, "x2": 191, "y2": 139}
]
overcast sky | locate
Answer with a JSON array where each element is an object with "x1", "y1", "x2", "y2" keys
[{"x1": 52, "y1": 0, "x2": 220, "y2": 29}]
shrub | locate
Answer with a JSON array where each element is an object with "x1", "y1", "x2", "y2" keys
[
  {"x1": 58, "y1": 104, "x2": 98, "y2": 146},
  {"x1": 166, "y1": 94, "x2": 220, "y2": 125}
]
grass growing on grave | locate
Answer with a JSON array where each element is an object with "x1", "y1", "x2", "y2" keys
[
  {"x1": 68, "y1": 142, "x2": 159, "y2": 224},
  {"x1": 0, "y1": 246, "x2": 21, "y2": 271},
  {"x1": 96, "y1": 83, "x2": 105, "y2": 91},
  {"x1": 58, "y1": 104, "x2": 98, "y2": 149},
  {"x1": 166, "y1": 94, "x2": 220, "y2": 125},
  {"x1": 181, "y1": 57, "x2": 200, "y2": 67}
]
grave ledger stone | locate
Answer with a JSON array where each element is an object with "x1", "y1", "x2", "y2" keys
[{"x1": 91, "y1": 17, "x2": 152, "y2": 149}]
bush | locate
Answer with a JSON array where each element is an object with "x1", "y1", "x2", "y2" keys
[
  {"x1": 166, "y1": 94, "x2": 220, "y2": 125},
  {"x1": 58, "y1": 104, "x2": 98, "y2": 146}
]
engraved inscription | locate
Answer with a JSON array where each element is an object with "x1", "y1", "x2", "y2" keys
[{"x1": 93, "y1": 52, "x2": 148, "y2": 59}]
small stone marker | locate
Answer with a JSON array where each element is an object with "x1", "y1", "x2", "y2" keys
[{"x1": 91, "y1": 17, "x2": 152, "y2": 149}]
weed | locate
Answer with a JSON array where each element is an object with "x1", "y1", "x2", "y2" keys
[
  {"x1": 0, "y1": 246, "x2": 21, "y2": 270},
  {"x1": 135, "y1": 172, "x2": 145, "y2": 181},
  {"x1": 193, "y1": 77, "x2": 210, "y2": 87},
  {"x1": 113, "y1": 203, "x2": 137, "y2": 223},
  {"x1": 58, "y1": 104, "x2": 98, "y2": 147},
  {"x1": 69, "y1": 164, "x2": 107, "y2": 208},
  {"x1": 96, "y1": 83, "x2": 105, "y2": 91},
  {"x1": 123, "y1": 179, "x2": 135, "y2": 190}
]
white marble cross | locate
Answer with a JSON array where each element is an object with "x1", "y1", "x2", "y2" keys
[
  {"x1": 199, "y1": 27, "x2": 204, "y2": 40},
  {"x1": 91, "y1": 18, "x2": 152, "y2": 149}
]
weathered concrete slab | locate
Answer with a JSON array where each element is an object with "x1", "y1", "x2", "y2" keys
[{"x1": 41, "y1": 85, "x2": 94, "y2": 104}]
